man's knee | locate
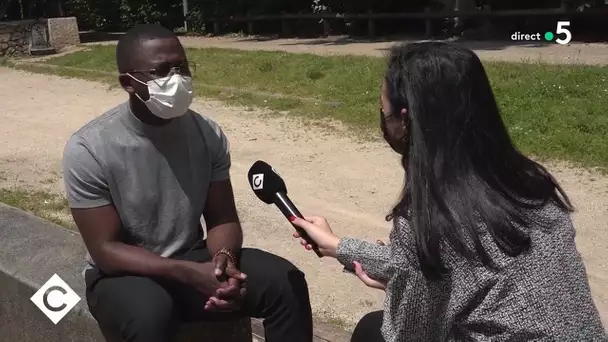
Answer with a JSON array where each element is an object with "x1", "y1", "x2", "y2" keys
[
  {"x1": 243, "y1": 248, "x2": 305, "y2": 275},
  {"x1": 277, "y1": 261, "x2": 308, "y2": 295},
  {"x1": 267, "y1": 252, "x2": 305, "y2": 283},
  {"x1": 239, "y1": 249, "x2": 313, "y2": 331},
  {"x1": 240, "y1": 248, "x2": 308, "y2": 293}
]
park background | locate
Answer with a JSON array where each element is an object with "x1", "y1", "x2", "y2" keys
[
  {"x1": 1, "y1": 0, "x2": 608, "y2": 40},
  {"x1": 0, "y1": 0, "x2": 607, "y2": 340}
]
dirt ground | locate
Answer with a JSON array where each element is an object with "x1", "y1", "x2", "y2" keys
[{"x1": 1, "y1": 37, "x2": 607, "y2": 331}]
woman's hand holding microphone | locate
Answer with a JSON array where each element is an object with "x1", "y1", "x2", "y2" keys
[
  {"x1": 288, "y1": 216, "x2": 340, "y2": 258},
  {"x1": 289, "y1": 215, "x2": 387, "y2": 291}
]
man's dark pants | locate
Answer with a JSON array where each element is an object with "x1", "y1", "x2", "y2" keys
[{"x1": 84, "y1": 244, "x2": 314, "y2": 342}]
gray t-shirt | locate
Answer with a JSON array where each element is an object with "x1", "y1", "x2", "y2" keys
[{"x1": 62, "y1": 102, "x2": 231, "y2": 272}]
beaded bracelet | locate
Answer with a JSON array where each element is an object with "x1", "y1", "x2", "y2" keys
[{"x1": 213, "y1": 247, "x2": 237, "y2": 266}]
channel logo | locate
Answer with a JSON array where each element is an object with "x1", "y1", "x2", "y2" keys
[
  {"x1": 252, "y1": 173, "x2": 264, "y2": 190},
  {"x1": 30, "y1": 273, "x2": 81, "y2": 324},
  {"x1": 511, "y1": 21, "x2": 572, "y2": 45}
]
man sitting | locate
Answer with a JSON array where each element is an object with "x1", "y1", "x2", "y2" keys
[{"x1": 62, "y1": 24, "x2": 313, "y2": 342}]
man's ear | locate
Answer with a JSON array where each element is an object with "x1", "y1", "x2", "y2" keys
[{"x1": 118, "y1": 74, "x2": 135, "y2": 93}]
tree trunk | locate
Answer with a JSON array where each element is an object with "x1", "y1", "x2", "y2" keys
[
  {"x1": 442, "y1": 0, "x2": 477, "y2": 34},
  {"x1": 0, "y1": 0, "x2": 11, "y2": 20},
  {"x1": 57, "y1": 0, "x2": 64, "y2": 17}
]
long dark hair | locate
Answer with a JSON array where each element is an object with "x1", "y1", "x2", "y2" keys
[{"x1": 384, "y1": 42, "x2": 573, "y2": 280}]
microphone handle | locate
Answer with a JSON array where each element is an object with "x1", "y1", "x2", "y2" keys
[{"x1": 274, "y1": 192, "x2": 323, "y2": 258}]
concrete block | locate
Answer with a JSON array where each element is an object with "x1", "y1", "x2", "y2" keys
[
  {"x1": 47, "y1": 17, "x2": 80, "y2": 50},
  {"x1": 0, "y1": 203, "x2": 252, "y2": 341}
]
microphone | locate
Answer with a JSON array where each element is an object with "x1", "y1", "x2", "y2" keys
[{"x1": 247, "y1": 160, "x2": 323, "y2": 258}]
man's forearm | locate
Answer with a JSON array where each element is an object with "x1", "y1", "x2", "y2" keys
[
  {"x1": 94, "y1": 241, "x2": 193, "y2": 283},
  {"x1": 206, "y1": 222, "x2": 243, "y2": 258}
]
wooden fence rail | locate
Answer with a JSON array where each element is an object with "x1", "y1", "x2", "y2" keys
[{"x1": 199, "y1": 8, "x2": 608, "y2": 37}]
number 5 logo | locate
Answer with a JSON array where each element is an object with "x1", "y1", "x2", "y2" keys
[{"x1": 555, "y1": 21, "x2": 572, "y2": 45}]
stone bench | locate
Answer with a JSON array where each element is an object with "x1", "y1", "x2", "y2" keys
[{"x1": 0, "y1": 203, "x2": 253, "y2": 342}]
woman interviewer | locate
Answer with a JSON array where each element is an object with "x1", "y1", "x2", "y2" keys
[{"x1": 290, "y1": 42, "x2": 607, "y2": 341}]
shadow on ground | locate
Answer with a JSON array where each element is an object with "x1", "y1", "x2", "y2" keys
[
  {"x1": 79, "y1": 31, "x2": 125, "y2": 43},
  {"x1": 238, "y1": 35, "x2": 555, "y2": 52},
  {"x1": 79, "y1": 31, "x2": 197, "y2": 44},
  {"x1": 79, "y1": 29, "x2": 607, "y2": 53},
  {"x1": 225, "y1": 34, "x2": 582, "y2": 57}
]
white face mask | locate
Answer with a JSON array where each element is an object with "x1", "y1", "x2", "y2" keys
[{"x1": 129, "y1": 73, "x2": 194, "y2": 120}]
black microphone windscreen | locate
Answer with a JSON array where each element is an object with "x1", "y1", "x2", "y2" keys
[{"x1": 247, "y1": 160, "x2": 287, "y2": 204}]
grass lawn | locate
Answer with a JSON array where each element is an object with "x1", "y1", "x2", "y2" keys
[
  {"x1": 8, "y1": 44, "x2": 608, "y2": 170},
  {"x1": 0, "y1": 188, "x2": 74, "y2": 229}
]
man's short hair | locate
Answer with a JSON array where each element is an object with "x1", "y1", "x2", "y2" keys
[{"x1": 116, "y1": 24, "x2": 177, "y2": 73}]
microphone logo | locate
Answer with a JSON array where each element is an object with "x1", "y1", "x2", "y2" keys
[{"x1": 252, "y1": 173, "x2": 265, "y2": 190}]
